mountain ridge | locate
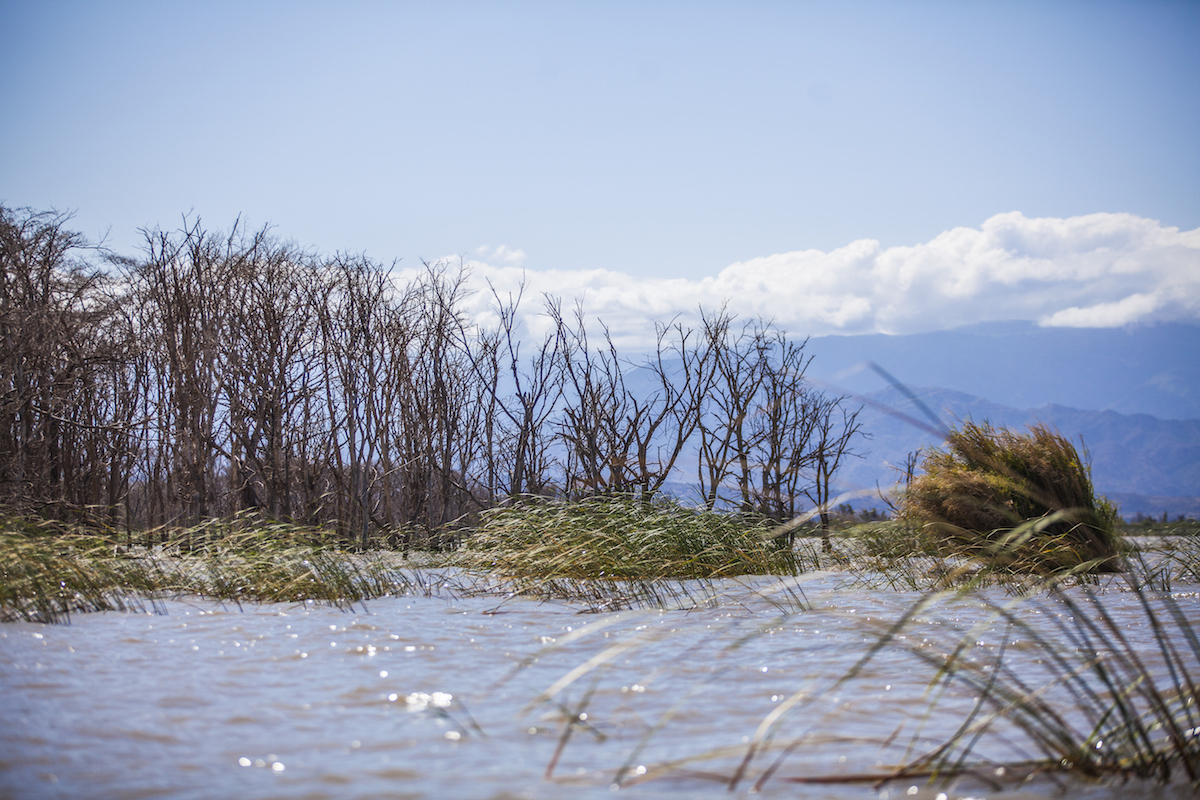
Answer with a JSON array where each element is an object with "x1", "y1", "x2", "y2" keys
[{"x1": 803, "y1": 320, "x2": 1200, "y2": 420}]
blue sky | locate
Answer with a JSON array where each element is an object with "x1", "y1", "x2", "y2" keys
[{"x1": 3, "y1": 0, "x2": 1198, "y2": 339}]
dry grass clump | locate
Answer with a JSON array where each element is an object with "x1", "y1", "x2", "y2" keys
[
  {"x1": 461, "y1": 495, "x2": 799, "y2": 579},
  {"x1": 901, "y1": 421, "x2": 1123, "y2": 574}
]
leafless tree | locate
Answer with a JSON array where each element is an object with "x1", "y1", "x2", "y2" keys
[
  {"x1": 0, "y1": 207, "x2": 131, "y2": 519},
  {"x1": 469, "y1": 284, "x2": 564, "y2": 500},
  {"x1": 2, "y1": 204, "x2": 871, "y2": 554},
  {"x1": 804, "y1": 396, "x2": 866, "y2": 550},
  {"x1": 747, "y1": 333, "x2": 819, "y2": 528},
  {"x1": 696, "y1": 312, "x2": 772, "y2": 511}
]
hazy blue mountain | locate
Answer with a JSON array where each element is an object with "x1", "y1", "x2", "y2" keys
[{"x1": 802, "y1": 321, "x2": 1200, "y2": 420}]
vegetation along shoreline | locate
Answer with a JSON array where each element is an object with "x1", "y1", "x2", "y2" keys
[{"x1": 3, "y1": 204, "x2": 1198, "y2": 794}]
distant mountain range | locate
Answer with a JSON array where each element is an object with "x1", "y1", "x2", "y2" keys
[
  {"x1": 804, "y1": 320, "x2": 1200, "y2": 421},
  {"x1": 792, "y1": 321, "x2": 1199, "y2": 518},
  {"x1": 630, "y1": 320, "x2": 1199, "y2": 518}
]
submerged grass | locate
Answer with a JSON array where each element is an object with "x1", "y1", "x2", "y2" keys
[
  {"x1": 3, "y1": 504, "x2": 1198, "y2": 793},
  {"x1": 0, "y1": 516, "x2": 461, "y2": 624},
  {"x1": 884, "y1": 583, "x2": 1200, "y2": 786},
  {"x1": 471, "y1": 504, "x2": 1198, "y2": 793},
  {"x1": 516, "y1": 566, "x2": 1200, "y2": 794}
]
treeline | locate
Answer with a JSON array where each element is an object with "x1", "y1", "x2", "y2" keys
[{"x1": 0, "y1": 205, "x2": 863, "y2": 546}]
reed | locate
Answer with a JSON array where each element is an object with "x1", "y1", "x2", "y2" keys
[
  {"x1": 4, "y1": 510, "x2": 1195, "y2": 792},
  {"x1": 1127, "y1": 534, "x2": 1200, "y2": 590},
  {"x1": 836, "y1": 576, "x2": 1200, "y2": 790},
  {"x1": 458, "y1": 495, "x2": 801, "y2": 580},
  {"x1": 1, "y1": 502, "x2": 818, "y2": 622},
  {"x1": 900, "y1": 421, "x2": 1124, "y2": 574},
  {"x1": 0, "y1": 524, "x2": 162, "y2": 623},
  {"x1": 0, "y1": 517, "x2": 454, "y2": 623}
]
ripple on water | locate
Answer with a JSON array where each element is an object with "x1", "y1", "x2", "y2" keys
[{"x1": 0, "y1": 583, "x2": 1195, "y2": 799}]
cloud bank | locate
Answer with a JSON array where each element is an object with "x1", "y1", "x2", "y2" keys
[{"x1": 398, "y1": 212, "x2": 1200, "y2": 346}]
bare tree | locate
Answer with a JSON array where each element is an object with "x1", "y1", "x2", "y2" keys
[
  {"x1": 0, "y1": 206, "x2": 131, "y2": 519},
  {"x1": 469, "y1": 284, "x2": 564, "y2": 500},
  {"x1": 748, "y1": 333, "x2": 819, "y2": 528},
  {"x1": 804, "y1": 396, "x2": 865, "y2": 550},
  {"x1": 221, "y1": 237, "x2": 321, "y2": 520},
  {"x1": 130, "y1": 217, "x2": 257, "y2": 525},
  {"x1": 2, "y1": 204, "x2": 873, "y2": 556},
  {"x1": 624, "y1": 317, "x2": 715, "y2": 503},
  {"x1": 696, "y1": 312, "x2": 772, "y2": 512},
  {"x1": 552, "y1": 300, "x2": 638, "y2": 497}
]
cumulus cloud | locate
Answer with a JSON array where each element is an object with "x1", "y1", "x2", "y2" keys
[
  {"x1": 397, "y1": 212, "x2": 1200, "y2": 348},
  {"x1": 474, "y1": 244, "x2": 527, "y2": 266}
]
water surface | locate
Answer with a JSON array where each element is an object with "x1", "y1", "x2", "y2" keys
[{"x1": 1, "y1": 573, "x2": 1195, "y2": 799}]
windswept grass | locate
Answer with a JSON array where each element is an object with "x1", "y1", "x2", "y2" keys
[
  {"x1": 4, "y1": 505, "x2": 1197, "y2": 793},
  {"x1": 901, "y1": 421, "x2": 1124, "y2": 574},
  {"x1": 459, "y1": 495, "x2": 802, "y2": 580},
  {"x1": 1122, "y1": 517, "x2": 1200, "y2": 538},
  {"x1": 869, "y1": 583, "x2": 1200, "y2": 787},
  {"x1": 0, "y1": 517, "x2": 457, "y2": 624}
]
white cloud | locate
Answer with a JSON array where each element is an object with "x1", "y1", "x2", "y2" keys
[
  {"x1": 1040, "y1": 293, "x2": 1160, "y2": 328},
  {"x1": 474, "y1": 244, "x2": 527, "y2": 266},
  {"x1": 397, "y1": 212, "x2": 1200, "y2": 348}
]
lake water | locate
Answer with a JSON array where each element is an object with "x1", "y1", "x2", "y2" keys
[{"x1": 1, "y1": 570, "x2": 1196, "y2": 799}]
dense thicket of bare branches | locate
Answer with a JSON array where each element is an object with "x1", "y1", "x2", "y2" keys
[{"x1": 0, "y1": 206, "x2": 865, "y2": 546}]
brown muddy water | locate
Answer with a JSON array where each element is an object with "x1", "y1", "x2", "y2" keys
[{"x1": 1, "y1": 571, "x2": 1196, "y2": 799}]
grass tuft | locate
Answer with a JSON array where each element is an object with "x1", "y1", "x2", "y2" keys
[
  {"x1": 900, "y1": 421, "x2": 1124, "y2": 574},
  {"x1": 459, "y1": 495, "x2": 800, "y2": 580}
]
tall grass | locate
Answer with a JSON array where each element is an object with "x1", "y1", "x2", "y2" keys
[
  {"x1": 0, "y1": 517, "x2": 456, "y2": 623},
  {"x1": 874, "y1": 582, "x2": 1200, "y2": 787},
  {"x1": 901, "y1": 421, "x2": 1124, "y2": 574},
  {"x1": 459, "y1": 495, "x2": 802, "y2": 579},
  {"x1": 516, "y1": 559, "x2": 1200, "y2": 793},
  {"x1": 4, "y1": 505, "x2": 1197, "y2": 792}
]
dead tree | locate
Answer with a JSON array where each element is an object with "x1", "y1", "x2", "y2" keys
[
  {"x1": 468, "y1": 284, "x2": 565, "y2": 500},
  {"x1": 696, "y1": 312, "x2": 772, "y2": 512},
  {"x1": 748, "y1": 333, "x2": 819, "y2": 531},
  {"x1": 0, "y1": 206, "x2": 130, "y2": 520},
  {"x1": 552, "y1": 300, "x2": 638, "y2": 497},
  {"x1": 804, "y1": 396, "x2": 865, "y2": 551}
]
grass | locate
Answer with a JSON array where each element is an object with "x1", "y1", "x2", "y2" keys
[
  {"x1": 830, "y1": 515, "x2": 1200, "y2": 594},
  {"x1": 0, "y1": 516, "x2": 458, "y2": 624},
  {"x1": 1122, "y1": 517, "x2": 1200, "y2": 537},
  {"x1": 0, "y1": 503, "x2": 820, "y2": 621},
  {"x1": 3, "y1": 499, "x2": 1198, "y2": 794},
  {"x1": 453, "y1": 494, "x2": 1199, "y2": 793},
  {"x1": 900, "y1": 421, "x2": 1124, "y2": 574},
  {"x1": 514, "y1": 557, "x2": 1200, "y2": 794},
  {"x1": 458, "y1": 494, "x2": 803, "y2": 579},
  {"x1": 834, "y1": 578, "x2": 1199, "y2": 788},
  {"x1": 448, "y1": 495, "x2": 832, "y2": 612}
]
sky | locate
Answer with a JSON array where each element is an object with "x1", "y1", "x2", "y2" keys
[{"x1": 3, "y1": 0, "x2": 1199, "y2": 342}]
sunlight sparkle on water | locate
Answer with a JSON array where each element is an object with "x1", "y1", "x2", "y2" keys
[{"x1": 406, "y1": 691, "x2": 453, "y2": 711}]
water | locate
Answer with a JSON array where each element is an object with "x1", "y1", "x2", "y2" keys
[{"x1": 1, "y1": 573, "x2": 1196, "y2": 799}]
